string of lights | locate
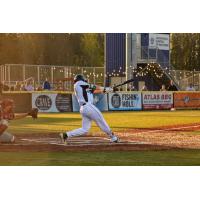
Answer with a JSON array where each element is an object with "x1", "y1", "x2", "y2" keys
[
  {"x1": 28, "y1": 64, "x2": 200, "y2": 81},
  {"x1": 50, "y1": 64, "x2": 199, "y2": 80},
  {"x1": 3, "y1": 64, "x2": 199, "y2": 89}
]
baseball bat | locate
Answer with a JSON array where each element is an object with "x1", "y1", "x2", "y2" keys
[{"x1": 114, "y1": 78, "x2": 134, "y2": 88}]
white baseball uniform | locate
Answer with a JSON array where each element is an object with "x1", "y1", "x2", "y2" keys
[{"x1": 66, "y1": 80, "x2": 114, "y2": 139}]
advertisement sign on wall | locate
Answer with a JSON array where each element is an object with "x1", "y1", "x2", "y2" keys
[
  {"x1": 108, "y1": 92, "x2": 142, "y2": 111},
  {"x1": 32, "y1": 93, "x2": 72, "y2": 112},
  {"x1": 174, "y1": 92, "x2": 200, "y2": 109},
  {"x1": 72, "y1": 93, "x2": 108, "y2": 112},
  {"x1": 149, "y1": 34, "x2": 169, "y2": 50},
  {"x1": 142, "y1": 92, "x2": 173, "y2": 110}
]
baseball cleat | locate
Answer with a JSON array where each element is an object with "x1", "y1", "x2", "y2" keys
[
  {"x1": 59, "y1": 132, "x2": 68, "y2": 143},
  {"x1": 111, "y1": 135, "x2": 119, "y2": 143}
]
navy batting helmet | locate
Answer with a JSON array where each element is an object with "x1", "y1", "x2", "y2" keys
[{"x1": 74, "y1": 74, "x2": 85, "y2": 83}]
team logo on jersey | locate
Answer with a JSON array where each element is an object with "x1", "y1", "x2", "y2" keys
[
  {"x1": 111, "y1": 93, "x2": 121, "y2": 108},
  {"x1": 35, "y1": 95, "x2": 52, "y2": 110}
]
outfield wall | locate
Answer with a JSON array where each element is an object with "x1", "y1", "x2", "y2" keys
[
  {"x1": 1, "y1": 91, "x2": 200, "y2": 112},
  {"x1": 174, "y1": 92, "x2": 200, "y2": 109}
]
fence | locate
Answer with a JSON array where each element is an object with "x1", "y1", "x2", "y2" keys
[
  {"x1": 169, "y1": 70, "x2": 200, "y2": 90},
  {"x1": 1, "y1": 64, "x2": 200, "y2": 91},
  {"x1": 0, "y1": 64, "x2": 104, "y2": 91}
]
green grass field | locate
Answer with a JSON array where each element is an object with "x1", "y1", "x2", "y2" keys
[
  {"x1": 1, "y1": 150, "x2": 200, "y2": 166},
  {"x1": 9, "y1": 110, "x2": 200, "y2": 135},
  {"x1": 2, "y1": 110, "x2": 200, "y2": 166}
]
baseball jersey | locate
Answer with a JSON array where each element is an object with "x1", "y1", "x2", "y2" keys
[
  {"x1": 0, "y1": 100, "x2": 15, "y2": 120},
  {"x1": 74, "y1": 80, "x2": 95, "y2": 106}
]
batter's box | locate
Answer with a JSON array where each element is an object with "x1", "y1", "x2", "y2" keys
[{"x1": 21, "y1": 137, "x2": 150, "y2": 147}]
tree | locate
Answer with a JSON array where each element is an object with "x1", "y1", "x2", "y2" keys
[
  {"x1": 80, "y1": 33, "x2": 104, "y2": 66},
  {"x1": 171, "y1": 33, "x2": 200, "y2": 71},
  {"x1": 0, "y1": 33, "x2": 104, "y2": 67}
]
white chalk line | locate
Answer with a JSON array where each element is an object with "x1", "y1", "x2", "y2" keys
[
  {"x1": 27, "y1": 137, "x2": 110, "y2": 141},
  {"x1": 120, "y1": 124, "x2": 200, "y2": 136},
  {"x1": 21, "y1": 137, "x2": 110, "y2": 144},
  {"x1": 21, "y1": 138, "x2": 149, "y2": 146}
]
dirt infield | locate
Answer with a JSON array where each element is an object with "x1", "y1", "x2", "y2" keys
[{"x1": 1, "y1": 123, "x2": 200, "y2": 152}]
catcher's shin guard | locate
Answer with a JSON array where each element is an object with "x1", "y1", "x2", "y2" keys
[{"x1": 0, "y1": 131, "x2": 15, "y2": 143}]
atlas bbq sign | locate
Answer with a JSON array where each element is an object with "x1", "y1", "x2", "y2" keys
[{"x1": 142, "y1": 92, "x2": 173, "y2": 110}]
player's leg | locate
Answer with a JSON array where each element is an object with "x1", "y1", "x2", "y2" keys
[
  {"x1": 89, "y1": 104, "x2": 119, "y2": 142},
  {"x1": 0, "y1": 131, "x2": 15, "y2": 143},
  {"x1": 59, "y1": 113, "x2": 92, "y2": 142},
  {"x1": 67, "y1": 115, "x2": 91, "y2": 137},
  {"x1": 0, "y1": 120, "x2": 15, "y2": 143}
]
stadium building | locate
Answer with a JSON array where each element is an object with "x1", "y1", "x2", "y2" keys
[{"x1": 105, "y1": 33, "x2": 173, "y2": 90}]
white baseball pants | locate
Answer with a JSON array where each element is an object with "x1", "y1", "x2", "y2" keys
[{"x1": 67, "y1": 103, "x2": 113, "y2": 138}]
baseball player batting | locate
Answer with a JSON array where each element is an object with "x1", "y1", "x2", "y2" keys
[
  {"x1": 0, "y1": 99, "x2": 38, "y2": 143},
  {"x1": 59, "y1": 74, "x2": 119, "y2": 143}
]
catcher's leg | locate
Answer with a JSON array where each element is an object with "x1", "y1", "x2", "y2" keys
[
  {"x1": 0, "y1": 120, "x2": 15, "y2": 143},
  {"x1": 0, "y1": 131, "x2": 15, "y2": 143}
]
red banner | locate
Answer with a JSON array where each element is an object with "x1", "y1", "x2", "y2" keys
[{"x1": 174, "y1": 92, "x2": 200, "y2": 109}]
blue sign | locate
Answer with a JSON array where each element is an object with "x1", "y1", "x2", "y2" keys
[{"x1": 108, "y1": 92, "x2": 142, "y2": 111}]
